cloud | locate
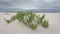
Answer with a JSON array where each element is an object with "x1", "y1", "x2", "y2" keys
[
  {"x1": 0, "y1": 0, "x2": 60, "y2": 9},
  {"x1": 0, "y1": 0, "x2": 14, "y2": 8}
]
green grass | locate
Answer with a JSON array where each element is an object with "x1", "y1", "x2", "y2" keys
[{"x1": 4, "y1": 11, "x2": 49, "y2": 30}]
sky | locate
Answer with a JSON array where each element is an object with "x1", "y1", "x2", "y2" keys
[{"x1": 0, "y1": 0, "x2": 60, "y2": 9}]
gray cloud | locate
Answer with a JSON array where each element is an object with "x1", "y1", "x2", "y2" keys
[
  {"x1": 0, "y1": 0, "x2": 60, "y2": 9},
  {"x1": 0, "y1": 0, "x2": 14, "y2": 8}
]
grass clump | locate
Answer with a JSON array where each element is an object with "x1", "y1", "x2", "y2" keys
[{"x1": 4, "y1": 11, "x2": 49, "y2": 30}]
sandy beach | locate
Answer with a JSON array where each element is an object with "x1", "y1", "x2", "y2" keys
[{"x1": 0, "y1": 12, "x2": 60, "y2": 34}]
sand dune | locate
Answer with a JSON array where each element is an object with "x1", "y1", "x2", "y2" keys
[{"x1": 0, "y1": 12, "x2": 60, "y2": 34}]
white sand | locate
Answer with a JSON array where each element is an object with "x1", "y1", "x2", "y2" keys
[{"x1": 0, "y1": 12, "x2": 60, "y2": 34}]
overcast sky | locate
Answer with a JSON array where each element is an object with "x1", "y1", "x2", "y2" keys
[{"x1": 0, "y1": 0, "x2": 60, "y2": 9}]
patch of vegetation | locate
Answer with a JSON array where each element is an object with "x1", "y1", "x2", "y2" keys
[{"x1": 4, "y1": 11, "x2": 49, "y2": 30}]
